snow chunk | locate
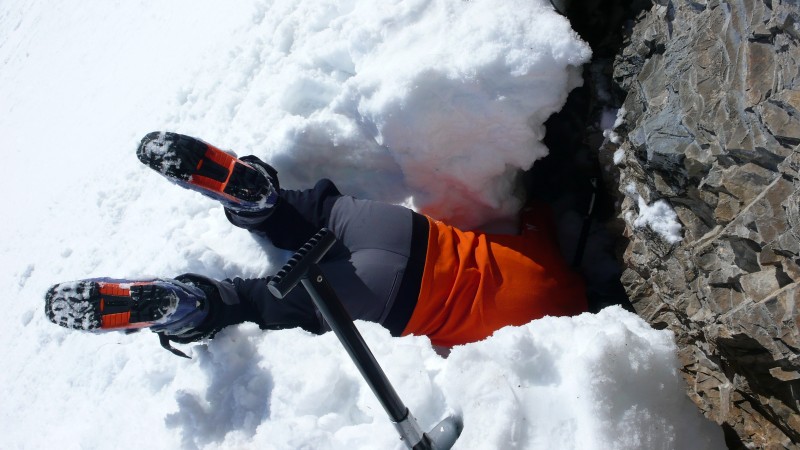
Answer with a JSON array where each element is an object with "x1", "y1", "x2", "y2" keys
[
  {"x1": 438, "y1": 307, "x2": 723, "y2": 449},
  {"x1": 158, "y1": 309, "x2": 725, "y2": 449},
  {"x1": 624, "y1": 184, "x2": 682, "y2": 243},
  {"x1": 175, "y1": 0, "x2": 592, "y2": 228},
  {"x1": 613, "y1": 148, "x2": 625, "y2": 165},
  {"x1": 614, "y1": 106, "x2": 626, "y2": 129},
  {"x1": 601, "y1": 107, "x2": 623, "y2": 144},
  {"x1": 634, "y1": 197, "x2": 683, "y2": 244},
  {"x1": 603, "y1": 128, "x2": 622, "y2": 144}
]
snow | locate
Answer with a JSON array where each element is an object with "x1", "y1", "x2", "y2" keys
[
  {"x1": 634, "y1": 197, "x2": 684, "y2": 244},
  {"x1": 613, "y1": 148, "x2": 626, "y2": 165},
  {"x1": 604, "y1": 129, "x2": 623, "y2": 145},
  {"x1": 624, "y1": 184, "x2": 683, "y2": 244},
  {"x1": 0, "y1": 0, "x2": 718, "y2": 449},
  {"x1": 623, "y1": 184, "x2": 683, "y2": 244},
  {"x1": 601, "y1": 107, "x2": 623, "y2": 145}
]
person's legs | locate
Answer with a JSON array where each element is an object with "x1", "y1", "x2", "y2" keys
[
  {"x1": 151, "y1": 133, "x2": 429, "y2": 333},
  {"x1": 227, "y1": 191, "x2": 426, "y2": 335},
  {"x1": 320, "y1": 196, "x2": 426, "y2": 333},
  {"x1": 138, "y1": 131, "x2": 426, "y2": 335}
]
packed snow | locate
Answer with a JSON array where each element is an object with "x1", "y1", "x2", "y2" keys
[
  {"x1": 633, "y1": 198, "x2": 684, "y2": 244},
  {"x1": 624, "y1": 184, "x2": 683, "y2": 245},
  {"x1": 0, "y1": 0, "x2": 719, "y2": 449}
]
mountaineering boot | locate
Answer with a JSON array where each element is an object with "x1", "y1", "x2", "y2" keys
[
  {"x1": 136, "y1": 131, "x2": 278, "y2": 213},
  {"x1": 45, "y1": 277, "x2": 209, "y2": 337}
]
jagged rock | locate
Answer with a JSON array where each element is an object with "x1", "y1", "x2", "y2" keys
[{"x1": 606, "y1": 0, "x2": 800, "y2": 447}]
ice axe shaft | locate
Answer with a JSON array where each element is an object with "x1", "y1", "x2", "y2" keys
[{"x1": 268, "y1": 228, "x2": 461, "y2": 450}]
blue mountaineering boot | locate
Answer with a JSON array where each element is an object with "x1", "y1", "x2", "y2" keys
[
  {"x1": 45, "y1": 277, "x2": 212, "y2": 357},
  {"x1": 136, "y1": 131, "x2": 278, "y2": 213}
]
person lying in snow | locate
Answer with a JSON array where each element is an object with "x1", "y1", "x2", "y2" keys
[{"x1": 45, "y1": 132, "x2": 618, "y2": 357}]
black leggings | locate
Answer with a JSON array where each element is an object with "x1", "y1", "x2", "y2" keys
[{"x1": 192, "y1": 178, "x2": 425, "y2": 336}]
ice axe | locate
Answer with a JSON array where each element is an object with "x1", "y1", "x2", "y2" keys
[{"x1": 268, "y1": 228, "x2": 463, "y2": 450}]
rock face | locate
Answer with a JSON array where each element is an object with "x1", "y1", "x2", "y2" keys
[{"x1": 607, "y1": 0, "x2": 800, "y2": 447}]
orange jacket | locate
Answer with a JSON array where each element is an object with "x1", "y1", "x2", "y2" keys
[{"x1": 402, "y1": 205, "x2": 588, "y2": 346}]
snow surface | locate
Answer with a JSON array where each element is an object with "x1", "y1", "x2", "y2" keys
[{"x1": 0, "y1": 0, "x2": 719, "y2": 448}]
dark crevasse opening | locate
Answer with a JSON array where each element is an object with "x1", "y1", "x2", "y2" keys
[{"x1": 525, "y1": 0, "x2": 651, "y2": 313}]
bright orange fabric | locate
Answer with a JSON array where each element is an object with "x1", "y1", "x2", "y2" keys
[{"x1": 402, "y1": 204, "x2": 588, "y2": 346}]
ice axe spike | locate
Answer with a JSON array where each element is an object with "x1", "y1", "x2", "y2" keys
[{"x1": 269, "y1": 228, "x2": 463, "y2": 450}]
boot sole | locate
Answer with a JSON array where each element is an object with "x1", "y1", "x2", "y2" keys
[
  {"x1": 45, "y1": 280, "x2": 178, "y2": 331},
  {"x1": 136, "y1": 132, "x2": 271, "y2": 211}
]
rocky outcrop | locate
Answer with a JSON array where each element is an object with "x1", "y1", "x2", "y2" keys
[{"x1": 606, "y1": 0, "x2": 800, "y2": 447}]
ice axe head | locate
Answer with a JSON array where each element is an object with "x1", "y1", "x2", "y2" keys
[{"x1": 424, "y1": 415, "x2": 463, "y2": 450}]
